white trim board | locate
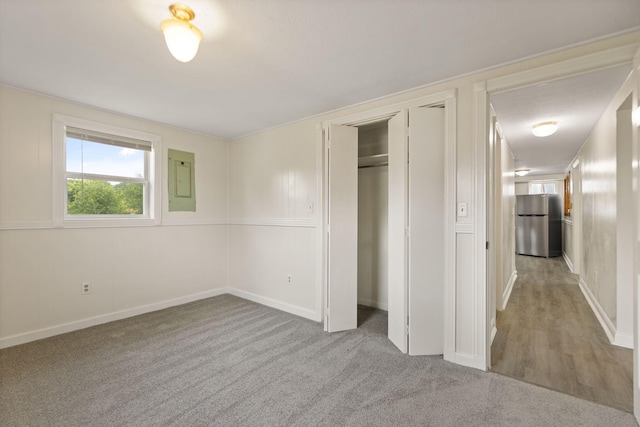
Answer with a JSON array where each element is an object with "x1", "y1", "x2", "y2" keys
[
  {"x1": 563, "y1": 252, "x2": 575, "y2": 273},
  {"x1": 501, "y1": 270, "x2": 517, "y2": 311},
  {"x1": 161, "y1": 218, "x2": 227, "y2": 226},
  {"x1": 226, "y1": 288, "x2": 319, "y2": 322},
  {"x1": 577, "y1": 278, "x2": 628, "y2": 348},
  {"x1": 0, "y1": 220, "x2": 55, "y2": 230},
  {"x1": 0, "y1": 218, "x2": 312, "y2": 230},
  {"x1": 0, "y1": 288, "x2": 321, "y2": 350},
  {"x1": 0, "y1": 288, "x2": 229, "y2": 349},
  {"x1": 490, "y1": 318, "x2": 497, "y2": 345},
  {"x1": 227, "y1": 218, "x2": 316, "y2": 228},
  {"x1": 616, "y1": 331, "x2": 634, "y2": 349}
]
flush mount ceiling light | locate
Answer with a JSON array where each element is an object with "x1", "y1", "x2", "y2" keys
[
  {"x1": 531, "y1": 121, "x2": 558, "y2": 137},
  {"x1": 160, "y1": 4, "x2": 203, "y2": 63},
  {"x1": 515, "y1": 169, "x2": 530, "y2": 176}
]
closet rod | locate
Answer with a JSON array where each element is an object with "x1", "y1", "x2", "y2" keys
[{"x1": 358, "y1": 162, "x2": 388, "y2": 169}]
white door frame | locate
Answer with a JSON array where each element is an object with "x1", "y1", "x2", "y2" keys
[
  {"x1": 476, "y1": 43, "x2": 640, "y2": 416},
  {"x1": 632, "y1": 45, "x2": 640, "y2": 424},
  {"x1": 317, "y1": 90, "x2": 457, "y2": 360}
]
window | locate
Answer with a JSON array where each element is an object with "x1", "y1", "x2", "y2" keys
[
  {"x1": 53, "y1": 115, "x2": 161, "y2": 227},
  {"x1": 529, "y1": 181, "x2": 556, "y2": 195},
  {"x1": 563, "y1": 172, "x2": 571, "y2": 216}
]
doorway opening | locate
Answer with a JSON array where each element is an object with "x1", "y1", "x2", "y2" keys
[
  {"x1": 486, "y1": 67, "x2": 635, "y2": 412},
  {"x1": 322, "y1": 92, "x2": 456, "y2": 358},
  {"x1": 357, "y1": 120, "x2": 390, "y2": 334}
]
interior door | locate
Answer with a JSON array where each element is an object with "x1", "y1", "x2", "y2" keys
[
  {"x1": 407, "y1": 107, "x2": 445, "y2": 355},
  {"x1": 326, "y1": 124, "x2": 358, "y2": 332},
  {"x1": 387, "y1": 112, "x2": 408, "y2": 353}
]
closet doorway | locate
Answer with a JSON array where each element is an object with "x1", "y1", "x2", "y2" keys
[{"x1": 323, "y1": 104, "x2": 447, "y2": 356}]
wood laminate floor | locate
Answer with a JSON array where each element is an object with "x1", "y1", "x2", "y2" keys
[{"x1": 491, "y1": 255, "x2": 633, "y2": 412}]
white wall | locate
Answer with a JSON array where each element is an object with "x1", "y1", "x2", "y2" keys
[
  {"x1": 563, "y1": 216, "x2": 574, "y2": 270},
  {"x1": 0, "y1": 86, "x2": 228, "y2": 348},
  {"x1": 225, "y1": 33, "x2": 640, "y2": 369},
  {"x1": 226, "y1": 121, "x2": 318, "y2": 319},
  {"x1": 616, "y1": 96, "x2": 634, "y2": 346},
  {"x1": 574, "y1": 74, "x2": 636, "y2": 346},
  {"x1": 500, "y1": 139, "x2": 516, "y2": 309},
  {"x1": 2, "y1": 32, "x2": 638, "y2": 374}
]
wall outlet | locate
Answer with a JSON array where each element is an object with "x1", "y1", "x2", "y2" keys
[
  {"x1": 81, "y1": 282, "x2": 91, "y2": 295},
  {"x1": 287, "y1": 274, "x2": 293, "y2": 285}
]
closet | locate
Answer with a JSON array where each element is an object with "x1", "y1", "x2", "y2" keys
[
  {"x1": 357, "y1": 121, "x2": 389, "y2": 311},
  {"x1": 325, "y1": 106, "x2": 445, "y2": 356}
]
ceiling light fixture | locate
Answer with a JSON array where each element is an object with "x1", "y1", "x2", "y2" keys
[
  {"x1": 531, "y1": 121, "x2": 558, "y2": 137},
  {"x1": 515, "y1": 169, "x2": 530, "y2": 177},
  {"x1": 160, "y1": 4, "x2": 203, "y2": 63}
]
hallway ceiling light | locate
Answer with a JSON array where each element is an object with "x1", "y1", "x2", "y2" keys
[
  {"x1": 515, "y1": 169, "x2": 530, "y2": 176},
  {"x1": 160, "y1": 4, "x2": 203, "y2": 63},
  {"x1": 531, "y1": 121, "x2": 558, "y2": 137}
]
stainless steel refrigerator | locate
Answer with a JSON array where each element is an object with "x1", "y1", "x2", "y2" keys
[{"x1": 516, "y1": 194, "x2": 562, "y2": 258}]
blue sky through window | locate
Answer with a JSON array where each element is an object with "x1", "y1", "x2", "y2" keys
[{"x1": 66, "y1": 138, "x2": 144, "y2": 178}]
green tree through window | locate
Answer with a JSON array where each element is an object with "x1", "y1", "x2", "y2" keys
[{"x1": 67, "y1": 179, "x2": 143, "y2": 215}]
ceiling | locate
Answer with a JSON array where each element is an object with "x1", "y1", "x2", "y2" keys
[
  {"x1": 1, "y1": 0, "x2": 639, "y2": 149},
  {"x1": 491, "y1": 65, "x2": 633, "y2": 176}
]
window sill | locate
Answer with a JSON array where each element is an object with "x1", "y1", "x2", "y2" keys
[{"x1": 61, "y1": 217, "x2": 159, "y2": 228}]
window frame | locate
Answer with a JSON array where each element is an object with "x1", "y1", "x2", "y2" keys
[
  {"x1": 528, "y1": 180, "x2": 557, "y2": 195},
  {"x1": 53, "y1": 114, "x2": 162, "y2": 228}
]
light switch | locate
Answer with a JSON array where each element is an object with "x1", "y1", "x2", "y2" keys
[{"x1": 457, "y1": 202, "x2": 468, "y2": 217}]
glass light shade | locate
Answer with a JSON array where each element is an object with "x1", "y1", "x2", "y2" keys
[
  {"x1": 531, "y1": 121, "x2": 558, "y2": 137},
  {"x1": 515, "y1": 169, "x2": 530, "y2": 176},
  {"x1": 161, "y1": 18, "x2": 203, "y2": 62}
]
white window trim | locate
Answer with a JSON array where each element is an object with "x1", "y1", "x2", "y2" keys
[
  {"x1": 528, "y1": 180, "x2": 557, "y2": 195},
  {"x1": 52, "y1": 114, "x2": 162, "y2": 228}
]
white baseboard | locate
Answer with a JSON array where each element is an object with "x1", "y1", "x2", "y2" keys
[
  {"x1": 501, "y1": 270, "x2": 517, "y2": 310},
  {"x1": 0, "y1": 288, "x2": 322, "y2": 349},
  {"x1": 577, "y1": 278, "x2": 616, "y2": 344},
  {"x1": 0, "y1": 288, "x2": 229, "y2": 349},
  {"x1": 614, "y1": 331, "x2": 633, "y2": 349},
  {"x1": 490, "y1": 318, "x2": 497, "y2": 344},
  {"x1": 227, "y1": 288, "x2": 320, "y2": 322},
  {"x1": 563, "y1": 252, "x2": 574, "y2": 273},
  {"x1": 357, "y1": 298, "x2": 388, "y2": 311}
]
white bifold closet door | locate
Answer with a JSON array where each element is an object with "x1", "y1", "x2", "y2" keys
[
  {"x1": 326, "y1": 124, "x2": 358, "y2": 332},
  {"x1": 387, "y1": 112, "x2": 408, "y2": 352},
  {"x1": 388, "y1": 107, "x2": 445, "y2": 355},
  {"x1": 407, "y1": 107, "x2": 444, "y2": 355}
]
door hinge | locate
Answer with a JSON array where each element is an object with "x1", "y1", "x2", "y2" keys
[{"x1": 486, "y1": 241, "x2": 489, "y2": 250}]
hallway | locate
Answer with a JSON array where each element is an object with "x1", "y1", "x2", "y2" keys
[{"x1": 491, "y1": 255, "x2": 633, "y2": 412}]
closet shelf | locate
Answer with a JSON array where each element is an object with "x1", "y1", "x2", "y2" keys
[{"x1": 358, "y1": 153, "x2": 388, "y2": 168}]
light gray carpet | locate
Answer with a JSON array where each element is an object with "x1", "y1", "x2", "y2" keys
[{"x1": 1, "y1": 294, "x2": 637, "y2": 426}]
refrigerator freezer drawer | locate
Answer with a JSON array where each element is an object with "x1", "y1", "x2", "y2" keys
[{"x1": 516, "y1": 215, "x2": 549, "y2": 257}]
